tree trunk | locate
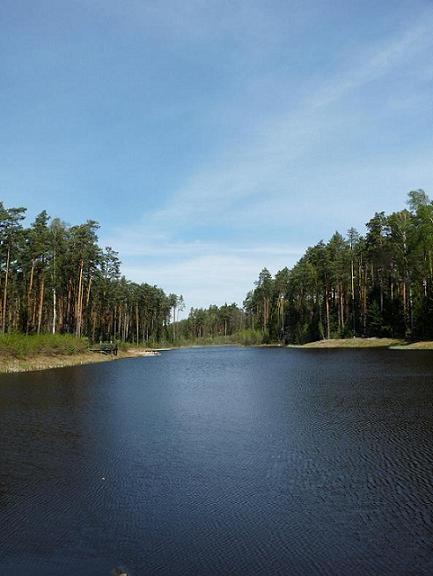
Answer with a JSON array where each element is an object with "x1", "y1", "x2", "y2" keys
[
  {"x1": 52, "y1": 287, "x2": 57, "y2": 334},
  {"x1": 2, "y1": 246, "x2": 10, "y2": 333},
  {"x1": 351, "y1": 255, "x2": 355, "y2": 334},
  {"x1": 76, "y1": 260, "x2": 84, "y2": 337},
  {"x1": 325, "y1": 289, "x2": 330, "y2": 339},
  {"x1": 27, "y1": 259, "x2": 35, "y2": 333},
  {"x1": 37, "y1": 273, "x2": 45, "y2": 334}
]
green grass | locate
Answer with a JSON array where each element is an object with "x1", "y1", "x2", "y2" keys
[{"x1": 0, "y1": 333, "x2": 89, "y2": 358}]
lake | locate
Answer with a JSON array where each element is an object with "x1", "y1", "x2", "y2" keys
[{"x1": 1, "y1": 347, "x2": 432, "y2": 575}]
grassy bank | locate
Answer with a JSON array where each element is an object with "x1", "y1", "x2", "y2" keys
[
  {"x1": 0, "y1": 334, "x2": 159, "y2": 374},
  {"x1": 0, "y1": 333, "x2": 89, "y2": 357},
  {"x1": 291, "y1": 337, "x2": 433, "y2": 349},
  {"x1": 293, "y1": 337, "x2": 403, "y2": 349}
]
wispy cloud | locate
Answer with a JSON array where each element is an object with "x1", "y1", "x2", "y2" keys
[
  {"x1": 103, "y1": 8, "x2": 433, "y2": 309},
  {"x1": 121, "y1": 10, "x2": 433, "y2": 233},
  {"x1": 121, "y1": 250, "x2": 299, "y2": 311},
  {"x1": 308, "y1": 14, "x2": 433, "y2": 111}
]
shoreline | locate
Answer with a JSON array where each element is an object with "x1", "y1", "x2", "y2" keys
[
  {"x1": 288, "y1": 338, "x2": 433, "y2": 350},
  {"x1": 2, "y1": 338, "x2": 433, "y2": 375},
  {"x1": 0, "y1": 348, "x2": 160, "y2": 375}
]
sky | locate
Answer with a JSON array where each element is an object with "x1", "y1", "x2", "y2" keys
[{"x1": 1, "y1": 0, "x2": 433, "y2": 311}]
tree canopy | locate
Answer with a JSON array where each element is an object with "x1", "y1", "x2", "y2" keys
[
  {"x1": 0, "y1": 204, "x2": 180, "y2": 344},
  {"x1": 2, "y1": 190, "x2": 432, "y2": 345},
  {"x1": 242, "y1": 190, "x2": 433, "y2": 343}
]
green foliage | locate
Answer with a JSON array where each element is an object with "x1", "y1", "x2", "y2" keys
[
  {"x1": 0, "y1": 201, "x2": 180, "y2": 344},
  {"x1": 175, "y1": 303, "x2": 245, "y2": 342},
  {"x1": 0, "y1": 333, "x2": 89, "y2": 358},
  {"x1": 155, "y1": 328, "x2": 264, "y2": 347},
  {"x1": 241, "y1": 190, "x2": 433, "y2": 345},
  {"x1": 235, "y1": 329, "x2": 264, "y2": 346},
  {"x1": 2, "y1": 190, "x2": 433, "y2": 349}
]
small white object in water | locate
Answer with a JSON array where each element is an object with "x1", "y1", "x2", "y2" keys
[{"x1": 102, "y1": 477, "x2": 105, "y2": 481}]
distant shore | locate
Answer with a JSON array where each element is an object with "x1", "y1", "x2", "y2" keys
[
  {"x1": 289, "y1": 338, "x2": 433, "y2": 350},
  {"x1": 0, "y1": 348, "x2": 160, "y2": 374}
]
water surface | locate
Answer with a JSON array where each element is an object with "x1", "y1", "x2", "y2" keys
[{"x1": 1, "y1": 347, "x2": 432, "y2": 575}]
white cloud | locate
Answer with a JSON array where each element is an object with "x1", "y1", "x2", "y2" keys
[
  {"x1": 120, "y1": 248, "x2": 303, "y2": 312},
  {"x1": 103, "y1": 10, "x2": 433, "y2": 310}
]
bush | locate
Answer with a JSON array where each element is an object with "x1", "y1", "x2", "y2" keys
[
  {"x1": 234, "y1": 329, "x2": 264, "y2": 346},
  {"x1": 0, "y1": 333, "x2": 89, "y2": 358}
]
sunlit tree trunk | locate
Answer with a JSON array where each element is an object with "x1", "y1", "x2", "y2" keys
[
  {"x1": 27, "y1": 259, "x2": 35, "y2": 333},
  {"x1": 37, "y1": 273, "x2": 45, "y2": 334},
  {"x1": 75, "y1": 259, "x2": 84, "y2": 337},
  {"x1": 2, "y1": 246, "x2": 10, "y2": 333}
]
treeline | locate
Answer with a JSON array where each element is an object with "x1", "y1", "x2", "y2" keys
[
  {"x1": 175, "y1": 303, "x2": 244, "y2": 339},
  {"x1": 0, "y1": 203, "x2": 182, "y2": 343},
  {"x1": 242, "y1": 190, "x2": 433, "y2": 343},
  {"x1": 5, "y1": 190, "x2": 432, "y2": 347}
]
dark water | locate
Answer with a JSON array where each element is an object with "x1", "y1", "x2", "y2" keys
[{"x1": 1, "y1": 347, "x2": 432, "y2": 576}]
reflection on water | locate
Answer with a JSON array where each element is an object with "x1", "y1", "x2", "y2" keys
[{"x1": 0, "y1": 348, "x2": 432, "y2": 575}]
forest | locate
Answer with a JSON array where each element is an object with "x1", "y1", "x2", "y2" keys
[
  {"x1": 240, "y1": 189, "x2": 433, "y2": 344},
  {"x1": 178, "y1": 190, "x2": 433, "y2": 344},
  {"x1": 1, "y1": 190, "x2": 432, "y2": 346},
  {"x1": 0, "y1": 204, "x2": 182, "y2": 344}
]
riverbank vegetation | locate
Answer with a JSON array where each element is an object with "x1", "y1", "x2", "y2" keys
[
  {"x1": 0, "y1": 333, "x2": 161, "y2": 373},
  {"x1": 0, "y1": 203, "x2": 182, "y2": 343},
  {"x1": 0, "y1": 333, "x2": 95, "y2": 373},
  {"x1": 154, "y1": 329, "x2": 265, "y2": 348},
  {"x1": 0, "y1": 333, "x2": 89, "y2": 357},
  {"x1": 176, "y1": 191, "x2": 433, "y2": 346},
  {"x1": 239, "y1": 190, "x2": 433, "y2": 345},
  {"x1": 2, "y1": 190, "x2": 433, "y2": 351}
]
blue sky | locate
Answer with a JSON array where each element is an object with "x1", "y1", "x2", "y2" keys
[{"x1": 1, "y1": 1, "x2": 432, "y2": 310}]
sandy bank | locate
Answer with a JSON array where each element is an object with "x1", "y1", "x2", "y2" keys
[
  {"x1": 389, "y1": 341, "x2": 433, "y2": 350},
  {"x1": 290, "y1": 338, "x2": 433, "y2": 349},
  {"x1": 291, "y1": 338, "x2": 401, "y2": 349},
  {"x1": 0, "y1": 348, "x2": 160, "y2": 374}
]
